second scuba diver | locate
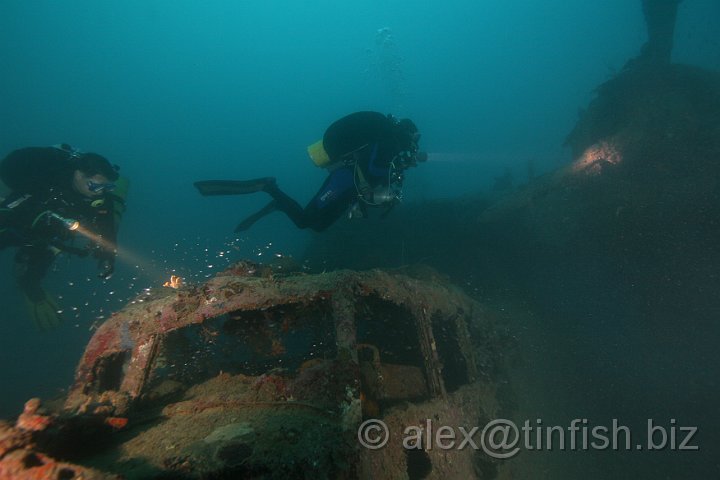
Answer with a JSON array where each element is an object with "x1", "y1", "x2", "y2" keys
[
  {"x1": 194, "y1": 111, "x2": 425, "y2": 232},
  {"x1": 0, "y1": 144, "x2": 128, "y2": 330}
]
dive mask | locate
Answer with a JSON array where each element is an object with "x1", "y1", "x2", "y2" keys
[{"x1": 87, "y1": 180, "x2": 116, "y2": 194}]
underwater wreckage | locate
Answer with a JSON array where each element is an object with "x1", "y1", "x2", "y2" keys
[{"x1": 0, "y1": 263, "x2": 509, "y2": 479}]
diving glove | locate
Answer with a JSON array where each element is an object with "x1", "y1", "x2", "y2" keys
[
  {"x1": 97, "y1": 257, "x2": 115, "y2": 280},
  {"x1": 93, "y1": 248, "x2": 116, "y2": 280},
  {"x1": 22, "y1": 290, "x2": 62, "y2": 332}
]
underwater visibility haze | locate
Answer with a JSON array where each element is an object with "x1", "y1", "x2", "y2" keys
[{"x1": 0, "y1": 0, "x2": 719, "y2": 478}]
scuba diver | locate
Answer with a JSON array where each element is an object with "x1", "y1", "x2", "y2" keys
[
  {"x1": 195, "y1": 111, "x2": 425, "y2": 232},
  {"x1": 0, "y1": 144, "x2": 128, "y2": 330}
]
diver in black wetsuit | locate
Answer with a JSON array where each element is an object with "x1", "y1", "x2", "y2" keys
[
  {"x1": 195, "y1": 111, "x2": 424, "y2": 232},
  {"x1": 0, "y1": 144, "x2": 128, "y2": 330}
]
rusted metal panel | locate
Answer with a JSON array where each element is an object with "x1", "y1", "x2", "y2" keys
[{"x1": 4, "y1": 265, "x2": 504, "y2": 479}]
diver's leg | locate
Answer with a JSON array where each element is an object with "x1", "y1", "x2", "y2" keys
[
  {"x1": 299, "y1": 193, "x2": 355, "y2": 232},
  {"x1": 13, "y1": 245, "x2": 62, "y2": 330},
  {"x1": 13, "y1": 246, "x2": 55, "y2": 302},
  {"x1": 229, "y1": 168, "x2": 357, "y2": 231},
  {"x1": 0, "y1": 228, "x2": 16, "y2": 251},
  {"x1": 235, "y1": 201, "x2": 279, "y2": 232},
  {"x1": 287, "y1": 167, "x2": 356, "y2": 232},
  {"x1": 262, "y1": 182, "x2": 309, "y2": 229},
  {"x1": 235, "y1": 182, "x2": 347, "y2": 232}
]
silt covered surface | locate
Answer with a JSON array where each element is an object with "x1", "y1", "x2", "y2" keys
[{"x1": 0, "y1": 265, "x2": 511, "y2": 479}]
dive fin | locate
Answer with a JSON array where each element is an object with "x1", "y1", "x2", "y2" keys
[
  {"x1": 235, "y1": 201, "x2": 278, "y2": 232},
  {"x1": 194, "y1": 178, "x2": 276, "y2": 196}
]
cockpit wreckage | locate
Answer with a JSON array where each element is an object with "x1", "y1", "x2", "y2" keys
[{"x1": 0, "y1": 263, "x2": 511, "y2": 479}]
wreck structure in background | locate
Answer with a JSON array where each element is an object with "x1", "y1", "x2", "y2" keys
[{"x1": 0, "y1": 264, "x2": 509, "y2": 479}]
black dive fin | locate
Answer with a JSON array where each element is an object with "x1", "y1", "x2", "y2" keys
[
  {"x1": 235, "y1": 201, "x2": 278, "y2": 232},
  {"x1": 194, "y1": 178, "x2": 276, "y2": 196}
]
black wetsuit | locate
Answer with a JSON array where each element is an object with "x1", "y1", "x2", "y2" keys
[
  {"x1": 0, "y1": 147, "x2": 120, "y2": 300},
  {"x1": 266, "y1": 111, "x2": 405, "y2": 231}
]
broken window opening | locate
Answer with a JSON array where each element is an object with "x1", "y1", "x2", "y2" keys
[
  {"x1": 86, "y1": 351, "x2": 129, "y2": 394},
  {"x1": 431, "y1": 311, "x2": 470, "y2": 393},
  {"x1": 140, "y1": 302, "x2": 337, "y2": 397},
  {"x1": 356, "y1": 295, "x2": 431, "y2": 408}
]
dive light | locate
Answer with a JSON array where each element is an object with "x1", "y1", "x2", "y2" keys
[{"x1": 49, "y1": 212, "x2": 80, "y2": 231}]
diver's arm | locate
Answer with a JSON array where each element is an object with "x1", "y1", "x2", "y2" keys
[
  {"x1": 0, "y1": 192, "x2": 37, "y2": 236},
  {"x1": 92, "y1": 177, "x2": 129, "y2": 279}
]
